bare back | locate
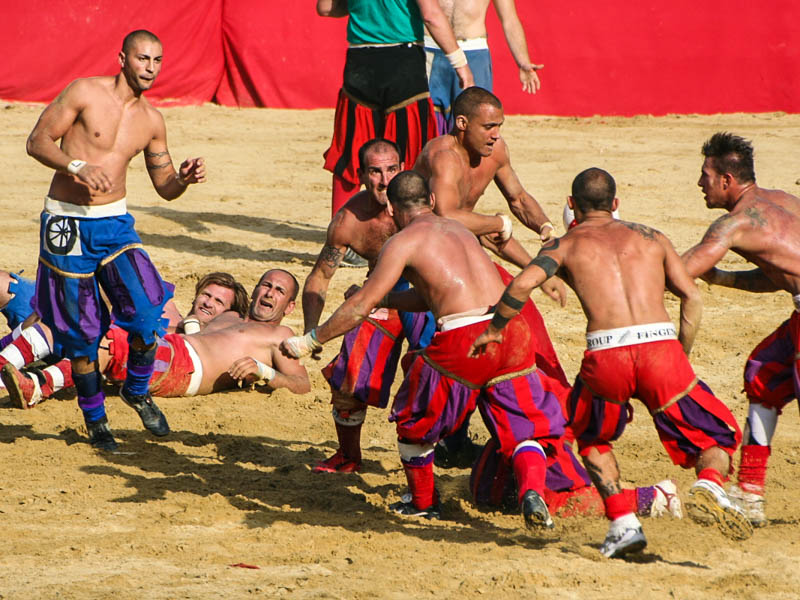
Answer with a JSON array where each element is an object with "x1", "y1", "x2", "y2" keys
[
  {"x1": 554, "y1": 218, "x2": 678, "y2": 332},
  {"x1": 34, "y1": 77, "x2": 162, "y2": 205},
  {"x1": 385, "y1": 213, "x2": 505, "y2": 318},
  {"x1": 185, "y1": 315, "x2": 295, "y2": 394}
]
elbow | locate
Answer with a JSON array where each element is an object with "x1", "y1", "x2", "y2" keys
[{"x1": 25, "y1": 136, "x2": 37, "y2": 158}]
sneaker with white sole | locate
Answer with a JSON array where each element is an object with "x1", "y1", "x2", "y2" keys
[
  {"x1": 650, "y1": 479, "x2": 683, "y2": 518},
  {"x1": 1, "y1": 363, "x2": 43, "y2": 409},
  {"x1": 600, "y1": 515, "x2": 647, "y2": 558},
  {"x1": 686, "y1": 479, "x2": 753, "y2": 540},
  {"x1": 728, "y1": 484, "x2": 767, "y2": 528}
]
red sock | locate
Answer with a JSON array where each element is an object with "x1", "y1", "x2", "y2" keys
[
  {"x1": 403, "y1": 461, "x2": 436, "y2": 510},
  {"x1": 40, "y1": 359, "x2": 73, "y2": 396},
  {"x1": 512, "y1": 448, "x2": 547, "y2": 505},
  {"x1": 334, "y1": 421, "x2": 362, "y2": 462},
  {"x1": 738, "y1": 444, "x2": 770, "y2": 494},
  {"x1": 697, "y1": 467, "x2": 724, "y2": 487},
  {"x1": 332, "y1": 174, "x2": 359, "y2": 217},
  {"x1": 604, "y1": 491, "x2": 634, "y2": 521}
]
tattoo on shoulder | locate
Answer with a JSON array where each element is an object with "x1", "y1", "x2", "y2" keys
[
  {"x1": 622, "y1": 222, "x2": 657, "y2": 240},
  {"x1": 744, "y1": 206, "x2": 767, "y2": 228},
  {"x1": 542, "y1": 237, "x2": 560, "y2": 251},
  {"x1": 703, "y1": 214, "x2": 736, "y2": 244},
  {"x1": 320, "y1": 245, "x2": 343, "y2": 269}
]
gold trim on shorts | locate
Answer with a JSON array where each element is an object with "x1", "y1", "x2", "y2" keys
[
  {"x1": 651, "y1": 377, "x2": 698, "y2": 415},
  {"x1": 342, "y1": 88, "x2": 431, "y2": 114},
  {"x1": 420, "y1": 350, "x2": 536, "y2": 390}
]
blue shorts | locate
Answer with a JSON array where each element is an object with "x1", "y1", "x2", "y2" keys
[
  {"x1": 2, "y1": 273, "x2": 35, "y2": 330},
  {"x1": 33, "y1": 209, "x2": 173, "y2": 361},
  {"x1": 426, "y1": 45, "x2": 493, "y2": 133}
]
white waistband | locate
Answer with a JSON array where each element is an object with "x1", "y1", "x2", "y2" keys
[
  {"x1": 184, "y1": 339, "x2": 203, "y2": 397},
  {"x1": 438, "y1": 312, "x2": 493, "y2": 332},
  {"x1": 44, "y1": 196, "x2": 127, "y2": 218},
  {"x1": 586, "y1": 322, "x2": 677, "y2": 351},
  {"x1": 794, "y1": 294, "x2": 800, "y2": 311},
  {"x1": 424, "y1": 36, "x2": 489, "y2": 51}
]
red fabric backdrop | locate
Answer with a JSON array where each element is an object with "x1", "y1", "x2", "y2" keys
[{"x1": 1, "y1": 1, "x2": 797, "y2": 116}]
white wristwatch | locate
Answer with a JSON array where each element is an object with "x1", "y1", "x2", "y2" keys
[{"x1": 67, "y1": 159, "x2": 87, "y2": 175}]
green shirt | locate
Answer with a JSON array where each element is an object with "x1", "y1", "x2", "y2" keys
[{"x1": 346, "y1": 0, "x2": 424, "y2": 45}]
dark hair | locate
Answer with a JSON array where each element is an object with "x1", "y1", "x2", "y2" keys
[
  {"x1": 386, "y1": 171, "x2": 431, "y2": 211},
  {"x1": 195, "y1": 272, "x2": 249, "y2": 317},
  {"x1": 571, "y1": 168, "x2": 616, "y2": 213},
  {"x1": 122, "y1": 30, "x2": 161, "y2": 54},
  {"x1": 452, "y1": 86, "x2": 502, "y2": 119},
  {"x1": 701, "y1": 132, "x2": 755, "y2": 183},
  {"x1": 261, "y1": 269, "x2": 300, "y2": 301},
  {"x1": 357, "y1": 138, "x2": 401, "y2": 171}
]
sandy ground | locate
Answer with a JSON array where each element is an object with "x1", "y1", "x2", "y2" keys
[{"x1": 1, "y1": 103, "x2": 799, "y2": 599}]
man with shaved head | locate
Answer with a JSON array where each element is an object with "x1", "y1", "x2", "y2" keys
[
  {"x1": 25, "y1": 29, "x2": 207, "y2": 450},
  {"x1": 283, "y1": 171, "x2": 566, "y2": 531},
  {"x1": 471, "y1": 167, "x2": 750, "y2": 557}
]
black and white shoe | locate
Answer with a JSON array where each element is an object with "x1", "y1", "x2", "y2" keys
[{"x1": 120, "y1": 388, "x2": 170, "y2": 437}]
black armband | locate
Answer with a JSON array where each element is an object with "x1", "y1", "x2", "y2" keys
[
  {"x1": 529, "y1": 255, "x2": 559, "y2": 279},
  {"x1": 490, "y1": 311, "x2": 511, "y2": 330},
  {"x1": 500, "y1": 291, "x2": 525, "y2": 311}
]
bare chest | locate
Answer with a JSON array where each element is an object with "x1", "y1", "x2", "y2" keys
[{"x1": 68, "y1": 100, "x2": 154, "y2": 160}]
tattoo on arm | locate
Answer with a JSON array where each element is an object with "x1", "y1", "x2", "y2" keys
[
  {"x1": 145, "y1": 150, "x2": 172, "y2": 171},
  {"x1": 146, "y1": 161, "x2": 171, "y2": 171},
  {"x1": 744, "y1": 206, "x2": 767, "y2": 228},
  {"x1": 320, "y1": 245, "x2": 343, "y2": 269},
  {"x1": 145, "y1": 150, "x2": 169, "y2": 159},
  {"x1": 622, "y1": 222, "x2": 657, "y2": 240},
  {"x1": 529, "y1": 255, "x2": 559, "y2": 279}
]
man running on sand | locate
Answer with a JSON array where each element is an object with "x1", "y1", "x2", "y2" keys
[
  {"x1": 282, "y1": 171, "x2": 566, "y2": 531},
  {"x1": 25, "y1": 29, "x2": 206, "y2": 450},
  {"x1": 302, "y1": 139, "x2": 435, "y2": 473},
  {"x1": 471, "y1": 167, "x2": 750, "y2": 558},
  {"x1": 683, "y1": 132, "x2": 800, "y2": 528},
  {"x1": 3, "y1": 270, "x2": 309, "y2": 408}
]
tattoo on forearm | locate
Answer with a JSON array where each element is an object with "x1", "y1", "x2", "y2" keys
[
  {"x1": 145, "y1": 150, "x2": 169, "y2": 158},
  {"x1": 744, "y1": 207, "x2": 767, "y2": 228},
  {"x1": 320, "y1": 245, "x2": 343, "y2": 269},
  {"x1": 146, "y1": 161, "x2": 171, "y2": 171},
  {"x1": 622, "y1": 222, "x2": 657, "y2": 240},
  {"x1": 529, "y1": 255, "x2": 559, "y2": 278}
]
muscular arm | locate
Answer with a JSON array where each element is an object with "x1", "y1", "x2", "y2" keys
[
  {"x1": 267, "y1": 345, "x2": 311, "y2": 394},
  {"x1": 682, "y1": 214, "x2": 737, "y2": 280},
  {"x1": 316, "y1": 0, "x2": 348, "y2": 17},
  {"x1": 493, "y1": 144, "x2": 553, "y2": 238},
  {"x1": 469, "y1": 241, "x2": 563, "y2": 355},
  {"x1": 416, "y1": 0, "x2": 474, "y2": 88},
  {"x1": 662, "y1": 234, "x2": 702, "y2": 355},
  {"x1": 145, "y1": 113, "x2": 205, "y2": 200},
  {"x1": 302, "y1": 235, "x2": 346, "y2": 332},
  {"x1": 493, "y1": 0, "x2": 542, "y2": 93},
  {"x1": 382, "y1": 287, "x2": 430, "y2": 312},
  {"x1": 702, "y1": 267, "x2": 780, "y2": 292},
  {"x1": 315, "y1": 238, "x2": 409, "y2": 344},
  {"x1": 429, "y1": 150, "x2": 506, "y2": 236}
]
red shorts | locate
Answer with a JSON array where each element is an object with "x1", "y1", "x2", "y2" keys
[
  {"x1": 390, "y1": 311, "x2": 565, "y2": 456},
  {"x1": 322, "y1": 309, "x2": 406, "y2": 408},
  {"x1": 743, "y1": 311, "x2": 800, "y2": 411},
  {"x1": 568, "y1": 339, "x2": 741, "y2": 468},
  {"x1": 104, "y1": 326, "x2": 196, "y2": 397}
]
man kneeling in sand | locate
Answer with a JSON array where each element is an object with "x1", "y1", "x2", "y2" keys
[{"x1": 2, "y1": 269, "x2": 309, "y2": 421}]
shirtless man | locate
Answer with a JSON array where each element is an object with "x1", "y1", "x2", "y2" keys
[
  {"x1": 25, "y1": 30, "x2": 206, "y2": 450},
  {"x1": 283, "y1": 171, "x2": 566, "y2": 530},
  {"x1": 303, "y1": 139, "x2": 435, "y2": 473},
  {"x1": 0, "y1": 271, "x2": 248, "y2": 408},
  {"x1": 3, "y1": 270, "x2": 309, "y2": 406},
  {"x1": 683, "y1": 132, "x2": 800, "y2": 528},
  {"x1": 471, "y1": 167, "x2": 750, "y2": 558},
  {"x1": 425, "y1": 0, "x2": 543, "y2": 132}
]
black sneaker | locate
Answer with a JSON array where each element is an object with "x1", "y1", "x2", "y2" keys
[
  {"x1": 521, "y1": 489, "x2": 555, "y2": 530},
  {"x1": 390, "y1": 493, "x2": 441, "y2": 520},
  {"x1": 120, "y1": 388, "x2": 170, "y2": 436},
  {"x1": 86, "y1": 417, "x2": 119, "y2": 451},
  {"x1": 340, "y1": 248, "x2": 368, "y2": 268}
]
